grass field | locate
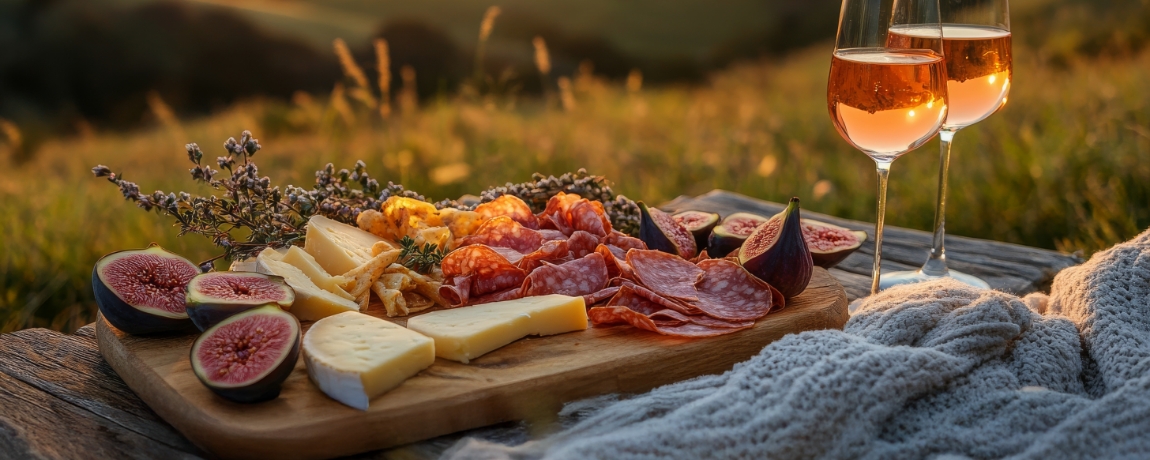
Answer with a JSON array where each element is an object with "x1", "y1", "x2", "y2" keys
[{"x1": 2, "y1": 0, "x2": 1149, "y2": 333}]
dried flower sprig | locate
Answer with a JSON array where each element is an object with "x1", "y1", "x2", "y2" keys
[{"x1": 93, "y1": 130, "x2": 388, "y2": 267}]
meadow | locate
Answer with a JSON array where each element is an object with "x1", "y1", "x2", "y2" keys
[{"x1": 2, "y1": 0, "x2": 1149, "y2": 333}]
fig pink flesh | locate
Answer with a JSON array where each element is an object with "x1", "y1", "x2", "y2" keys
[
  {"x1": 802, "y1": 223, "x2": 861, "y2": 252},
  {"x1": 195, "y1": 314, "x2": 294, "y2": 385},
  {"x1": 739, "y1": 218, "x2": 781, "y2": 258},
  {"x1": 725, "y1": 218, "x2": 766, "y2": 236},
  {"x1": 648, "y1": 207, "x2": 697, "y2": 258},
  {"x1": 102, "y1": 253, "x2": 198, "y2": 314},
  {"x1": 195, "y1": 275, "x2": 290, "y2": 302}
]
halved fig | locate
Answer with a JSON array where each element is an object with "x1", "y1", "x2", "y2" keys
[
  {"x1": 185, "y1": 272, "x2": 295, "y2": 331},
  {"x1": 92, "y1": 245, "x2": 198, "y2": 335},
  {"x1": 738, "y1": 198, "x2": 813, "y2": 298},
  {"x1": 190, "y1": 305, "x2": 301, "y2": 403},
  {"x1": 802, "y1": 219, "x2": 868, "y2": 269},
  {"x1": 672, "y1": 211, "x2": 720, "y2": 251},
  {"x1": 638, "y1": 202, "x2": 697, "y2": 259},
  {"x1": 708, "y1": 212, "x2": 770, "y2": 257}
]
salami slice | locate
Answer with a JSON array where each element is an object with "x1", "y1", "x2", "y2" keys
[
  {"x1": 583, "y1": 286, "x2": 620, "y2": 306},
  {"x1": 648, "y1": 309, "x2": 691, "y2": 327},
  {"x1": 655, "y1": 321, "x2": 754, "y2": 337},
  {"x1": 616, "y1": 280, "x2": 703, "y2": 316},
  {"x1": 587, "y1": 305, "x2": 752, "y2": 337},
  {"x1": 440, "y1": 245, "x2": 527, "y2": 296},
  {"x1": 626, "y1": 249, "x2": 704, "y2": 302},
  {"x1": 469, "y1": 286, "x2": 525, "y2": 305},
  {"x1": 539, "y1": 229, "x2": 569, "y2": 241},
  {"x1": 522, "y1": 253, "x2": 609, "y2": 297},
  {"x1": 518, "y1": 239, "x2": 570, "y2": 272},
  {"x1": 568, "y1": 200, "x2": 611, "y2": 237},
  {"x1": 603, "y1": 230, "x2": 647, "y2": 252},
  {"x1": 692, "y1": 258, "x2": 775, "y2": 322},
  {"x1": 489, "y1": 246, "x2": 525, "y2": 266},
  {"x1": 606, "y1": 284, "x2": 662, "y2": 315},
  {"x1": 474, "y1": 195, "x2": 539, "y2": 229},
  {"x1": 461, "y1": 216, "x2": 543, "y2": 254},
  {"x1": 538, "y1": 193, "x2": 582, "y2": 235},
  {"x1": 567, "y1": 230, "x2": 600, "y2": 259},
  {"x1": 439, "y1": 275, "x2": 472, "y2": 307},
  {"x1": 688, "y1": 249, "x2": 710, "y2": 264},
  {"x1": 587, "y1": 306, "x2": 659, "y2": 332}
]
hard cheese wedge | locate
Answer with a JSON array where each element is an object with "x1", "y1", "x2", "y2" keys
[
  {"x1": 406, "y1": 294, "x2": 588, "y2": 364},
  {"x1": 255, "y1": 251, "x2": 359, "y2": 321},
  {"x1": 303, "y1": 311, "x2": 434, "y2": 410},
  {"x1": 305, "y1": 215, "x2": 390, "y2": 276},
  {"x1": 280, "y1": 246, "x2": 354, "y2": 301}
]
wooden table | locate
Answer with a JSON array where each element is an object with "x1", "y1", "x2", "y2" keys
[{"x1": 0, "y1": 191, "x2": 1080, "y2": 459}]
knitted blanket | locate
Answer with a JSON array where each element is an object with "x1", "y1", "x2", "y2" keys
[{"x1": 445, "y1": 229, "x2": 1150, "y2": 459}]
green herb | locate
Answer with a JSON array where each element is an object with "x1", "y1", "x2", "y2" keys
[{"x1": 396, "y1": 236, "x2": 449, "y2": 274}]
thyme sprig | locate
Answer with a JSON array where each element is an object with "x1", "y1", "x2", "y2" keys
[{"x1": 396, "y1": 236, "x2": 449, "y2": 274}]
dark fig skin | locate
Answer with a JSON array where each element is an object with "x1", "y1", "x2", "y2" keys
[
  {"x1": 708, "y1": 212, "x2": 770, "y2": 258},
  {"x1": 802, "y1": 219, "x2": 868, "y2": 269},
  {"x1": 190, "y1": 305, "x2": 301, "y2": 403},
  {"x1": 639, "y1": 202, "x2": 698, "y2": 259},
  {"x1": 738, "y1": 198, "x2": 813, "y2": 298},
  {"x1": 92, "y1": 246, "x2": 198, "y2": 335},
  {"x1": 672, "y1": 210, "x2": 720, "y2": 251},
  {"x1": 185, "y1": 272, "x2": 295, "y2": 332}
]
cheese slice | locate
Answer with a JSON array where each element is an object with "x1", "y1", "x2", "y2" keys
[
  {"x1": 229, "y1": 247, "x2": 286, "y2": 272},
  {"x1": 305, "y1": 215, "x2": 390, "y2": 276},
  {"x1": 406, "y1": 294, "x2": 588, "y2": 364},
  {"x1": 280, "y1": 246, "x2": 355, "y2": 300},
  {"x1": 303, "y1": 312, "x2": 434, "y2": 410},
  {"x1": 255, "y1": 252, "x2": 359, "y2": 321}
]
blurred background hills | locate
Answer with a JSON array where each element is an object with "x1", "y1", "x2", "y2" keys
[{"x1": 0, "y1": 0, "x2": 1148, "y2": 332}]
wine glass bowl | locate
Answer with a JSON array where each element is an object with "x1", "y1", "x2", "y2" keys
[{"x1": 828, "y1": 0, "x2": 949, "y2": 295}]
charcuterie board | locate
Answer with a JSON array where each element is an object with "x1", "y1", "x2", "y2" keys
[{"x1": 97, "y1": 267, "x2": 848, "y2": 460}]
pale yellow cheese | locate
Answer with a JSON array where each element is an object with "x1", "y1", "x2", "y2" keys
[
  {"x1": 305, "y1": 215, "x2": 391, "y2": 276},
  {"x1": 406, "y1": 294, "x2": 588, "y2": 364},
  {"x1": 280, "y1": 246, "x2": 355, "y2": 301},
  {"x1": 255, "y1": 253, "x2": 359, "y2": 321},
  {"x1": 303, "y1": 312, "x2": 434, "y2": 410}
]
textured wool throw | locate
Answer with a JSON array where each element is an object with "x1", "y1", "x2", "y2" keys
[{"x1": 444, "y1": 229, "x2": 1150, "y2": 459}]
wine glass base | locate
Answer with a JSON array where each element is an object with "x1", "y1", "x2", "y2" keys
[{"x1": 880, "y1": 268, "x2": 990, "y2": 291}]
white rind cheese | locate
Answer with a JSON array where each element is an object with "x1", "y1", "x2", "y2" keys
[
  {"x1": 281, "y1": 246, "x2": 354, "y2": 300},
  {"x1": 305, "y1": 215, "x2": 389, "y2": 276},
  {"x1": 406, "y1": 294, "x2": 588, "y2": 363},
  {"x1": 303, "y1": 312, "x2": 434, "y2": 410},
  {"x1": 255, "y1": 252, "x2": 359, "y2": 321}
]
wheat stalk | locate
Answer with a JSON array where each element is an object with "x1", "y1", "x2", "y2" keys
[
  {"x1": 333, "y1": 38, "x2": 377, "y2": 109},
  {"x1": 558, "y1": 76, "x2": 576, "y2": 112},
  {"x1": 474, "y1": 6, "x2": 502, "y2": 82},
  {"x1": 399, "y1": 65, "x2": 418, "y2": 113},
  {"x1": 532, "y1": 36, "x2": 551, "y2": 75},
  {"x1": 626, "y1": 69, "x2": 643, "y2": 93},
  {"x1": 375, "y1": 38, "x2": 392, "y2": 119}
]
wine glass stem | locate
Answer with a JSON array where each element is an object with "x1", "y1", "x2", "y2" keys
[
  {"x1": 871, "y1": 161, "x2": 892, "y2": 295},
  {"x1": 922, "y1": 128, "x2": 958, "y2": 277}
]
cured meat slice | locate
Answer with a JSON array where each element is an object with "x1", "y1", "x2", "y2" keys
[
  {"x1": 692, "y1": 258, "x2": 776, "y2": 322},
  {"x1": 626, "y1": 249, "x2": 703, "y2": 302},
  {"x1": 468, "y1": 286, "x2": 525, "y2": 305},
  {"x1": 587, "y1": 305, "x2": 752, "y2": 337},
  {"x1": 518, "y1": 239, "x2": 570, "y2": 272},
  {"x1": 615, "y1": 280, "x2": 703, "y2": 316},
  {"x1": 603, "y1": 231, "x2": 647, "y2": 252},
  {"x1": 568, "y1": 200, "x2": 611, "y2": 237},
  {"x1": 474, "y1": 195, "x2": 539, "y2": 229},
  {"x1": 649, "y1": 309, "x2": 691, "y2": 327},
  {"x1": 440, "y1": 245, "x2": 527, "y2": 296},
  {"x1": 597, "y1": 245, "x2": 625, "y2": 279},
  {"x1": 567, "y1": 230, "x2": 600, "y2": 259},
  {"x1": 522, "y1": 253, "x2": 609, "y2": 297},
  {"x1": 461, "y1": 216, "x2": 543, "y2": 254},
  {"x1": 489, "y1": 246, "x2": 525, "y2": 266},
  {"x1": 538, "y1": 193, "x2": 582, "y2": 235},
  {"x1": 688, "y1": 249, "x2": 710, "y2": 264},
  {"x1": 583, "y1": 286, "x2": 620, "y2": 306},
  {"x1": 439, "y1": 275, "x2": 472, "y2": 307},
  {"x1": 539, "y1": 229, "x2": 569, "y2": 241},
  {"x1": 606, "y1": 284, "x2": 662, "y2": 315}
]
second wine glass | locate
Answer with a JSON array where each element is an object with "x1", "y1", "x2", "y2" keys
[
  {"x1": 882, "y1": 0, "x2": 1012, "y2": 290},
  {"x1": 828, "y1": 0, "x2": 949, "y2": 295}
]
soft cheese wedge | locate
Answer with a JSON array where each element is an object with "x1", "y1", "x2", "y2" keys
[
  {"x1": 280, "y1": 246, "x2": 354, "y2": 300},
  {"x1": 305, "y1": 215, "x2": 390, "y2": 276},
  {"x1": 255, "y1": 250, "x2": 359, "y2": 321},
  {"x1": 303, "y1": 312, "x2": 434, "y2": 410},
  {"x1": 406, "y1": 294, "x2": 588, "y2": 364}
]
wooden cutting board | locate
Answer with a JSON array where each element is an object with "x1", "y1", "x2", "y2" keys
[{"x1": 97, "y1": 267, "x2": 848, "y2": 459}]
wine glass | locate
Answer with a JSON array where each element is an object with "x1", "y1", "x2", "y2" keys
[
  {"x1": 828, "y1": 0, "x2": 948, "y2": 295},
  {"x1": 881, "y1": 0, "x2": 1011, "y2": 290}
]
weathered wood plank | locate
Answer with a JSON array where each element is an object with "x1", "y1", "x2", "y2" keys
[
  {"x1": 0, "y1": 370, "x2": 198, "y2": 460},
  {"x1": 662, "y1": 190, "x2": 1081, "y2": 295},
  {"x1": 0, "y1": 329, "x2": 202, "y2": 455}
]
